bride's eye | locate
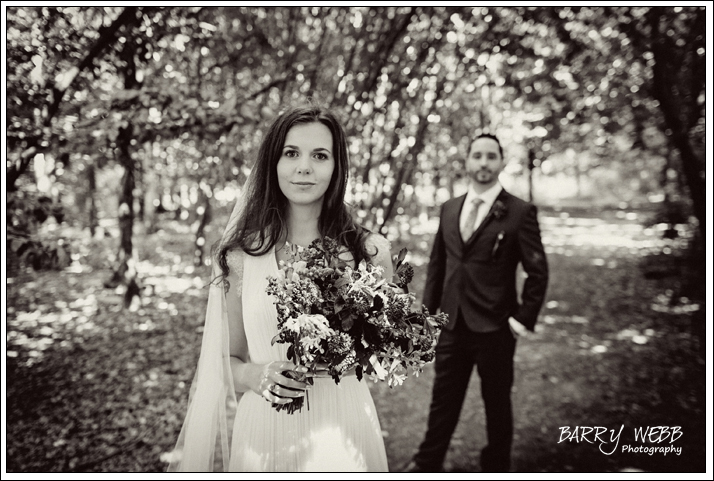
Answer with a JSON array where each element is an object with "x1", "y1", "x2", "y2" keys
[{"x1": 283, "y1": 149, "x2": 299, "y2": 158}]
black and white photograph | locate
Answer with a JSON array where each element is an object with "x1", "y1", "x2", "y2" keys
[{"x1": 4, "y1": 4, "x2": 711, "y2": 475}]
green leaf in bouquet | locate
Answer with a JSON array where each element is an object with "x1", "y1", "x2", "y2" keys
[
  {"x1": 394, "y1": 261, "x2": 414, "y2": 289},
  {"x1": 393, "y1": 247, "x2": 408, "y2": 268},
  {"x1": 333, "y1": 276, "x2": 350, "y2": 289},
  {"x1": 372, "y1": 293, "x2": 384, "y2": 312},
  {"x1": 363, "y1": 323, "x2": 382, "y2": 346},
  {"x1": 334, "y1": 296, "x2": 347, "y2": 314},
  {"x1": 403, "y1": 311, "x2": 421, "y2": 325},
  {"x1": 357, "y1": 351, "x2": 374, "y2": 376},
  {"x1": 341, "y1": 313, "x2": 355, "y2": 331}
]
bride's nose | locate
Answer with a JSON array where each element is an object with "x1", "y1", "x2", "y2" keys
[{"x1": 296, "y1": 158, "x2": 312, "y2": 174}]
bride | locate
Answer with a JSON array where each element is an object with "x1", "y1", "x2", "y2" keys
[{"x1": 168, "y1": 104, "x2": 391, "y2": 472}]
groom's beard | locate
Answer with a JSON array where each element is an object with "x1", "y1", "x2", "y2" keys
[{"x1": 473, "y1": 169, "x2": 497, "y2": 184}]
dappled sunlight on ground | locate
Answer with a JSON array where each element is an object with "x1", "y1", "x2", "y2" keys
[
  {"x1": 7, "y1": 277, "x2": 101, "y2": 365},
  {"x1": 539, "y1": 213, "x2": 694, "y2": 257},
  {"x1": 6, "y1": 209, "x2": 705, "y2": 472},
  {"x1": 6, "y1": 221, "x2": 214, "y2": 371}
]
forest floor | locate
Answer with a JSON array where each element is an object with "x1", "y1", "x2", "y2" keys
[{"x1": 5, "y1": 207, "x2": 709, "y2": 473}]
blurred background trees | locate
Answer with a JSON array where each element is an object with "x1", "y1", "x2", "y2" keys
[
  {"x1": 6, "y1": 6, "x2": 706, "y2": 305},
  {"x1": 5, "y1": 7, "x2": 707, "y2": 472}
]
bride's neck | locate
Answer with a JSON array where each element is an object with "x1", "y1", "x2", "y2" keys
[{"x1": 285, "y1": 204, "x2": 321, "y2": 246}]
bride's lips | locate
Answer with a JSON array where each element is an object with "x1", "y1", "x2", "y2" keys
[{"x1": 292, "y1": 182, "x2": 316, "y2": 186}]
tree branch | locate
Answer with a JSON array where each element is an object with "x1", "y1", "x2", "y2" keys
[
  {"x1": 47, "y1": 7, "x2": 139, "y2": 123},
  {"x1": 8, "y1": 7, "x2": 139, "y2": 191}
]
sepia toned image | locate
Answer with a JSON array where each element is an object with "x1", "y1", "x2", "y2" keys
[{"x1": 4, "y1": 5, "x2": 710, "y2": 475}]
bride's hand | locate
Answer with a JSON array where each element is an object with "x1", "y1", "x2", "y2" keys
[{"x1": 256, "y1": 361, "x2": 310, "y2": 405}]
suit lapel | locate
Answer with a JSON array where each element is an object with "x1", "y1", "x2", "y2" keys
[
  {"x1": 464, "y1": 189, "x2": 510, "y2": 246},
  {"x1": 447, "y1": 195, "x2": 468, "y2": 249}
]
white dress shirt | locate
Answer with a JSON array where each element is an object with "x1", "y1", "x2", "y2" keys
[{"x1": 459, "y1": 182, "x2": 503, "y2": 237}]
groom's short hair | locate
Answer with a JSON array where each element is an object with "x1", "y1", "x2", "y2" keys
[{"x1": 472, "y1": 133, "x2": 504, "y2": 159}]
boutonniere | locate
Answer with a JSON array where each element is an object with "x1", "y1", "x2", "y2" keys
[
  {"x1": 491, "y1": 231, "x2": 505, "y2": 259},
  {"x1": 492, "y1": 200, "x2": 507, "y2": 219}
]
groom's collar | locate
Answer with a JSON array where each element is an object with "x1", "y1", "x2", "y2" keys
[{"x1": 464, "y1": 182, "x2": 503, "y2": 209}]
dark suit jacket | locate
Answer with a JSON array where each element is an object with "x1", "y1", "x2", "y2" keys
[{"x1": 423, "y1": 188, "x2": 548, "y2": 333}]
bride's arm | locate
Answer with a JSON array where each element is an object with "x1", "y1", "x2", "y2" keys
[
  {"x1": 224, "y1": 262, "x2": 255, "y2": 394},
  {"x1": 224, "y1": 251, "x2": 309, "y2": 403},
  {"x1": 368, "y1": 233, "x2": 394, "y2": 281}
]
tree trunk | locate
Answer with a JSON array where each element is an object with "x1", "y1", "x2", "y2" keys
[
  {"x1": 306, "y1": 10, "x2": 329, "y2": 99},
  {"x1": 135, "y1": 153, "x2": 144, "y2": 224},
  {"x1": 648, "y1": 9, "x2": 706, "y2": 242},
  {"x1": 379, "y1": 74, "x2": 446, "y2": 231},
  {"x1": 379, "y1": 103, "x2": 438, "y2": 231},
  {"x1": 105, "y1": 15, "x2": 141, "y2": 309},
  {"x1": 141, "y1": 141, "x2": 157, "y2": 234},
  {"x1": 105, "y1": 120, "x2": 141, "y2": 308},
  {"x1": 379, "y1": 159, "x2": 410, "y2": 234},
  {"x1": 87, "y1": 162, "x2": 98, "y2": 237},
  {"x1": 171, "y1": 179, "x2": 182, "y2": 220},
  {"x1": 193, "y1": 185, "x2": 212, "y2": 267}
]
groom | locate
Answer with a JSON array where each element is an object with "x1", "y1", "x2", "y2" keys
[{"x1": 406, "y1": 133, "x2": 548, "y2": 472}]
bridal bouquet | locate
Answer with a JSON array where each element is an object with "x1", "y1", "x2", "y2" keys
[{"x1": 266, "y1": 237, "x2": 448, "y2": 413}]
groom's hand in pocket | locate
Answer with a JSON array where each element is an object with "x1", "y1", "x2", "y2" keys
[{"x1": 508, "y1": 317, "x2": 528, "y2": 338}]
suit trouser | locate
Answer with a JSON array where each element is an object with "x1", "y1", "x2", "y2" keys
[{"x1": 414, "y1": 315, "x2": 517, "y2": 471}]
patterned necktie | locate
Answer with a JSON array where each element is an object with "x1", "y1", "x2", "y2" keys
[{"x1": 461, "y1": 197, "x2": 484, "y2": 241}]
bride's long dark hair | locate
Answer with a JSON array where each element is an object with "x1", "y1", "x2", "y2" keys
[{"x1": 215, "y1": 105, "x2": 373, "y2": 280}]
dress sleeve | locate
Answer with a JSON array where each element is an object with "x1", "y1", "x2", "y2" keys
[
  {"x1": 167, "y1": 252, "x2": 239, "y2": 472},
  {"x1": 226, "y1": 249, "x2": 245, "y2": 294},
  {"x1": 366, "y1": 233, "x2": 394, "y2": 281},
  {"x1": 225, "y1": 248, "x2": 250, "y2": 364},
  {"x1": 513, "y1": 204, "x2": 549, "y2": 330}
]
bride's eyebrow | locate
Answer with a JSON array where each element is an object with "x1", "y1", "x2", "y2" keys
[{"x1": 283, "y1": 145, "x2": 332, "y2": 154}]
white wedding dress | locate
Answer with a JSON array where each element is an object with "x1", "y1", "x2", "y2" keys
[{"x1": 225, "y1": 242, "x2": 389, "y2": 472}]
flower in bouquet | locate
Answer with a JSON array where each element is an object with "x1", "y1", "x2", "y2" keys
[{"x1": 266, "y1": 238, "x2": 449, "y2": 414}]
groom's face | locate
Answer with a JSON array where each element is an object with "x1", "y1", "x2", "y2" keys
[{"x1": 466, "y1": 137, "x2": 505, "y2": 187}]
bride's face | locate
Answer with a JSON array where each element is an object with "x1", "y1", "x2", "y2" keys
[{"x1": 277, "y1": 122, "x2": 335, "y2": 211}]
